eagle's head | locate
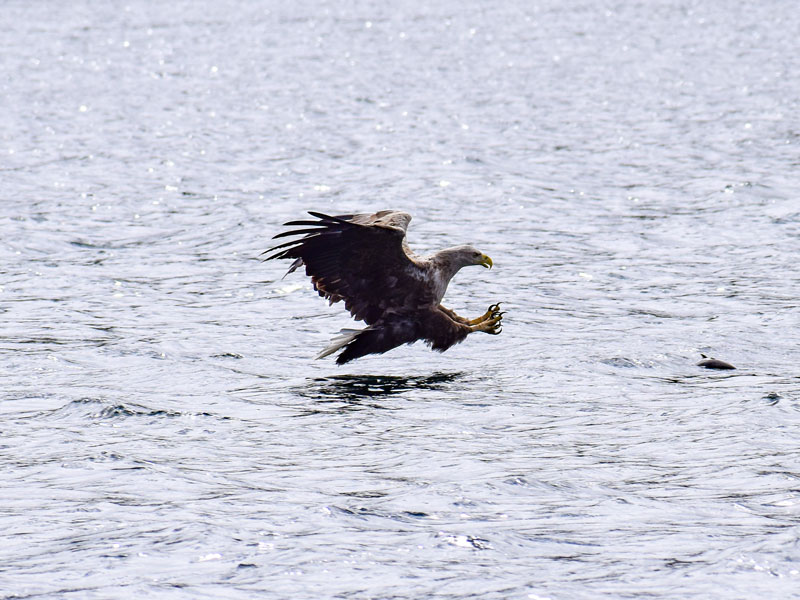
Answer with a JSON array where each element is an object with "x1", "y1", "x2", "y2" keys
[{"x1": 449, "y1": 245, "x2": 493, "y2": 269}]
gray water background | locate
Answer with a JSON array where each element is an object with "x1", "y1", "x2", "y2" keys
[{"x1": 2, "y1": 1, "x2": 799, "y2": 598}]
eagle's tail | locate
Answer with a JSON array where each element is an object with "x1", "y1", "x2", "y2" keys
[
  {"x1": 316, "y1": 328, "x2": 364, "y2": 360},
  {"x1": 318, "y1": 319, "x2": 418, "y2": 365}
]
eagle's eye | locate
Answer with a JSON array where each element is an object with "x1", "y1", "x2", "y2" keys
[{"x1": 473, "y1": 251, "x2": 480, "y2": 258}]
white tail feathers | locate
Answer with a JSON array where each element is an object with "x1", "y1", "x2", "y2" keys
[
  {"x1": 316, "y1": 328, "x2": 365, "y2": 359},
  {"x1": 282, "y1": 257, "x2": 304, "y2": 280}
]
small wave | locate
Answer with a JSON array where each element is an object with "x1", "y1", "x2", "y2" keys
[{"x1": 31, "y1": 398, "x2": 215, "y2": 422}]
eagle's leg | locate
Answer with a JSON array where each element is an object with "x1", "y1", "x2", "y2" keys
[
  {"x1": 438, "y1": 303, "x2": 503, "y2": 333},
  {"x1": 467, "y1": 303, "x2": 503, "y2": 325},
  {"x1": 469, "y1": 312, "x2": 503, "y2": 335},
  {"x1": 438, "y1": 304, "x2": 470, "y2": 324}
]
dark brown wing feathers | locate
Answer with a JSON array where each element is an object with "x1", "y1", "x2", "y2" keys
[{"x1": 264, "y1": 211, "x2": 424, "y2": 325}]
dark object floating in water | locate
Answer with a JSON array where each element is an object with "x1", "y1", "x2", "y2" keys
[{"x1": 697, "y1": 353, "x2": 736, "y2": 370}]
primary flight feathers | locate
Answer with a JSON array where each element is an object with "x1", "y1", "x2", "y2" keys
[{"x1": 264, "y1": 210, "x2": 503, "y2": 364}]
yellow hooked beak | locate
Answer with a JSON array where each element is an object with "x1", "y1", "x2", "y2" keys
[{"x1": 480, "y1": 254, "x2": 493, "y2": 269}]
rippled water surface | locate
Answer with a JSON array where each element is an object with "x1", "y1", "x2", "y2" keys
[{"x1": 2, "y1": 1, "x2": 799, "y2": 598}]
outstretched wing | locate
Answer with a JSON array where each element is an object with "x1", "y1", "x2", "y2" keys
[{"x1": 264, "y1": 210, "x2": 427, "y2": 324}]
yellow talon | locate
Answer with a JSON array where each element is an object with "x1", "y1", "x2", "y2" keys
[
  {"x1": 470, "y1": 311, "x2": 503, "y2": 334},
  {"x1": 469, "y1": 303, "x2": 505, "y2": 325}
]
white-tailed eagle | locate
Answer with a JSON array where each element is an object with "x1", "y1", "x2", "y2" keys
[{"x1": 264, "y1": 210, "x2": 504, "y2": 364}]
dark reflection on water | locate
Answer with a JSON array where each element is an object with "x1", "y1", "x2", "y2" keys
[{"x1": 299, "y1": 372, "x2": 464, "y2": 401}]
